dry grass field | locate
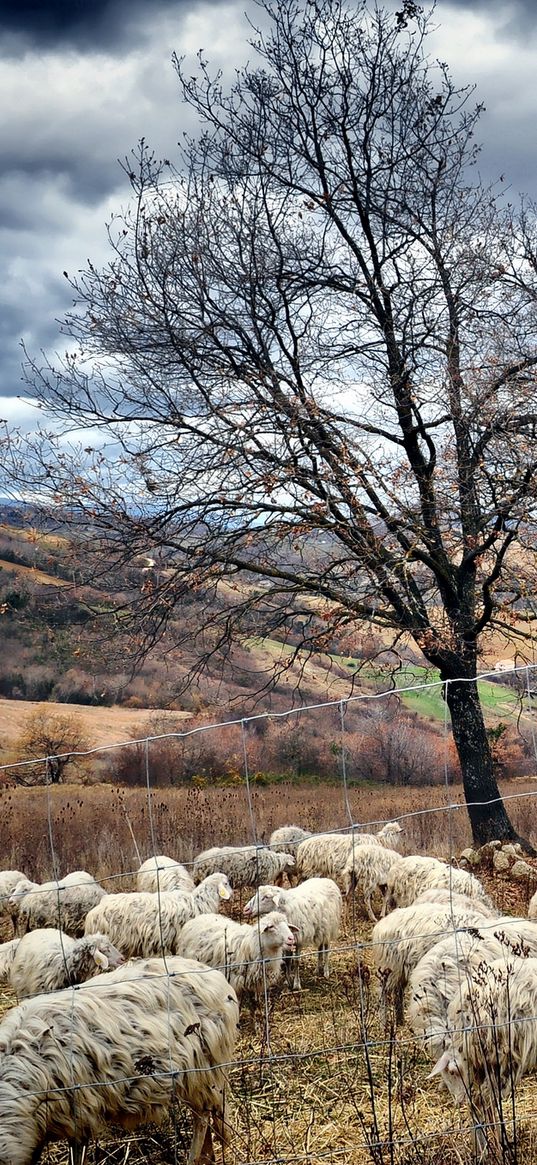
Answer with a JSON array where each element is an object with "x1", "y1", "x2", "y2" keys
[{"x1": 2, "y1": 781, "x2": 537, "y2": 1164}]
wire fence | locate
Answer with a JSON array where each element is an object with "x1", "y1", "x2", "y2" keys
[{"x1": 1, "y1": 663, "x2": 537, "y2": 1164}]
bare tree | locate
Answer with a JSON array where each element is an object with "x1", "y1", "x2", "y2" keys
[
  {"x1": 12, "y1": 708, "x2": 90, "y2": 786},
  {"x1": 7, "y1": 0, "x2": 537, "y2": 844}
]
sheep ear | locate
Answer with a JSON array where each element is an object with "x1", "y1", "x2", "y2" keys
[
  {"x1": 428, "y1": 1050, "x2": 459, "y2": 1079},
  {"x1": 93, "y1": 949, "x2": 109, "y2": 970},
  {"x1": 289, "y1": 924, "x2": 300, "y2": 935},
  {"x1": 271, "y1": 891, "x2": 282, "y2": 908},
  {"x1": 219, "y1": 882, "x2": 232, "y2": 900}
]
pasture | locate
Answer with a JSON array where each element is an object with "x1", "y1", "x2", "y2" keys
[{"x1": 1, "y1": 781, "x2": 537, "y2": 1164}]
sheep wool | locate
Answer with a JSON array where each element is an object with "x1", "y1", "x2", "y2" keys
[
  {"x1": 243, "y1": 877, "x2": 342, "y2": 988},
  {"x1": 193, "y1": 845, "x2": 295, "y2": 889},
  {"x1": 372, "y1": 899, "x2": 491, "y2": 1025},
  {"x1": 0, "y1": 955, "x2": 239, "y2": 1165},
  {"x1": 340, "y1": 845, "x2": 402, "y2": 920},
  {"x1": 269, "y1": 826, "x2": 311, "y2": 857},
  {"x1": 85, "y1": 873, "x2": 232, "y2": 958},
  {"x1": 136, "y1": 855, "x2": 195, "y2": 894},
  {"x1": 8, "y1": 929, "x2": 125, "y2": 999},
  {"x1": 429, "y1": 956, "x2": 537, "y2": 1149},
  {"x1": 16, "y1": 872, "x2": 106, "y2": 938},
  {"x1": 177, "y1": 909, "x2": 296, "y2": 1000}
]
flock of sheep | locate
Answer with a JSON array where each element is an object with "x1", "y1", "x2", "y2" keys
[{"x1": 0, "y1": 820, "x2": 536, "y2": 1162}]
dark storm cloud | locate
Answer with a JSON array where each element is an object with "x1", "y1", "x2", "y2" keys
[{"x1": 0, "y1": 0, "x2": 228, "y2": 53}]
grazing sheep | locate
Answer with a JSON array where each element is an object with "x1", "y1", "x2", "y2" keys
[
  {"x1": 269, "y1": 826, "x2": 311, "y2": 857},
  {"x1": 8, "y1": 929, "x2": 125, "y2": 999},
  {"x1": 429, "y1": 956, "x2": 537, "y2": 1152},
  {"x1": 295, "y1": 834, "x2": 357, "y2": 885},
  {"x1": 16, "y1": 871, "x2": 106, "y2": 938},
  {"x1": 383, "y1": 855, "x2": 490, "y2": 913},
  {"x1": 409, "y1": 915, "x2": 537, "y2": 1059},
  {"x1": 372, "y1": 900, "x2": 491, "y2": 1025},
  {"x1": 136, "y1": 855, "x2": 195, "y2": 894},
  {"x1": 243, "y1": 877, "x2": 342, "y2": 988},
  {"x1": 177, "y1": 910, "x2": 296, "y2": 1002},
  {"x1": 341, "y1": 845, "x2": 402, "y2": 921},
  {"x1": 295, "y1": 824, "x2": 402, "y2": 888},
  {"x1": 85, "y1": 873, "x2": 233, "y2": 958},
  {"x1": 192, "y1": 845, "x2": 295, "y2": 889},
  {"x1": 0, "y1": 955, "x2": 239, "y2": 1165}
]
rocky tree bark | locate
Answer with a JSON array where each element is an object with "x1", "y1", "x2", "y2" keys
[{"x1": 7, "y1": 0, "x2": 537, "y2": 845}]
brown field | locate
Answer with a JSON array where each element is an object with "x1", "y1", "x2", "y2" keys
[
  {"x1": 0, "y1": 697, "x2": 191, "y2": 754},
  {"x1": 2, "y1": 783, "x2": 537, "y2": 1165},
  {"x1": 0, "y1": 556, "x2": 69, "y2": 586}
]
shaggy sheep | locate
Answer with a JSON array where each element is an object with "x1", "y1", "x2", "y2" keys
[
  {"x1": 177, "y1": 909, "x2": 296, "y2": 1002},
  {"x1": 136, "y1": 855, "x2": 195, "y2": 894},
  {"x1": 8, "y1": 928, "x2": 125, "y2": 999},
  {"x1": 0, "y1": 872, "x2": 28, "y2": 937},
  {"x1": 429, "y1": 955, "x2": 537, "y2": 1152},
  {"x1": 341, "y1": 845, "x2": 402, "y2": 921},
  {"x1": 192, "y1": 845, "x2": 295, "y2": 889},
  {"x1": 243, "y1": 877, "x2": 342, "y2": 988},
  {"x1": 269, "y1": 826, "x2": 311, "y2": 857},
  {"x1": 0, "y1": 954, "x2": 239, "y2": 1165},
  {"x1": 295, "y1": 824, "x2": 403, "y2": 888},
  {"x1": 528, "y1": 888, "x2": 537, "y2": 920},
  {"x1": 371, "y1": 899, "x2": 491, "y2": 1025},
  {"x1": 383, "y1": 855, "x2": 490, "y2": 913},
  {"x1": 16, "y1": 871, "x2": 106, "y2": 938},
  {"x1": 409, "y1": 916, "x2": 537, "y2": 1061},
  {"x1": 85, "y1": 873, "x2": 233, "y2": 958}
]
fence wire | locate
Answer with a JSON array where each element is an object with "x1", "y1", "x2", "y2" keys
[{"x1": 0, "y1": 662, "x2": 537, "y2": 1164}]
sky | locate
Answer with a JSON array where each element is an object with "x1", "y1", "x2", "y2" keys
[{"x1": 1, "y1": 0, "x2": 537, "y2": 428}]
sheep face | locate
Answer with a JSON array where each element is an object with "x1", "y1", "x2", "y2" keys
[
  {"x1": 243, "y1": 886, "x2": 283, "y2": 918},
  {"x1": 258, "y1": 912, "x2": 296, "y2": 958},
  {"x1": 428, "y1": 1048, "x2": 467, "y2": 1100},
  {"x1": 89, "y1": 936, "x2": 125, "y2": 972}
]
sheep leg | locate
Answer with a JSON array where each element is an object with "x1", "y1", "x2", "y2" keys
[
  {"x1": 68, "y1": 1140, "x2": 88, "y2": 1165},
  {"x1": 188, "y1": 1113, "x2": 213, "y2": 1165},
  {"x1": 317, "y1": 944, "x2": 330, "y2": 979},
  {"x1": 284, "y1": 949, "x2": 301, "y2": 990},
  {"x1": 364, "y1": 893, "x2": 378, "y2": 924}
]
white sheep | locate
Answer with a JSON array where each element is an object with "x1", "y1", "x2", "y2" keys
[
  {"x1": 371, "y1": 899, "x2": 492, "y2": 1025},
  {"x1": 341, "y1": 845, "x2": 402, "y2": 921},
  {"x1": 243, "y1": 877, "x2": 342, "y2": 988},
  {"x1": 269, "y1": 826, "x2": 311, "y2": 856},
  {"x1": 85, "y1": 873, "x2": 233, "y2": 958},
  {"x1": 528, "y1": 887, "x2": 537, "y2": 920},
  {"x1": 295, "y1": 833, "x2": 356, "y2": 884},
  {"x1": 295, "y1": 824, "x2": 402, "y2": 888},
  {"x1": 409, "y1": 916, "x2": 537, "y2": 1061},
  {"x1": 136, "y1": 855, "x2": 195, "y2": 893},
  {"x1": 16, "y1": 871, "x2": 106, "y2": 938},
  {"x1": 0, "y1": 954, "x2": 239, "y2": 1165},
  {"x1": 177, "y1": 909, "x2": 296, "y2": 1002},
  {"x1": 429, "y1": 955, "x2": 537, "y2": 1153},
  {"x1": 383, "y1": 854, "x2": 490, "y2": 913},
  {"x1": 193, "y1": 845, "x2": 295, "y2": 889},
  {"x1": 8, "y1": 928, "x2": 125, "y2": 999}
]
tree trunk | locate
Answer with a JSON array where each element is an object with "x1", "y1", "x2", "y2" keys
[{"x1": 444, "y1": 678, "x2": 534, "y2": 852}]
